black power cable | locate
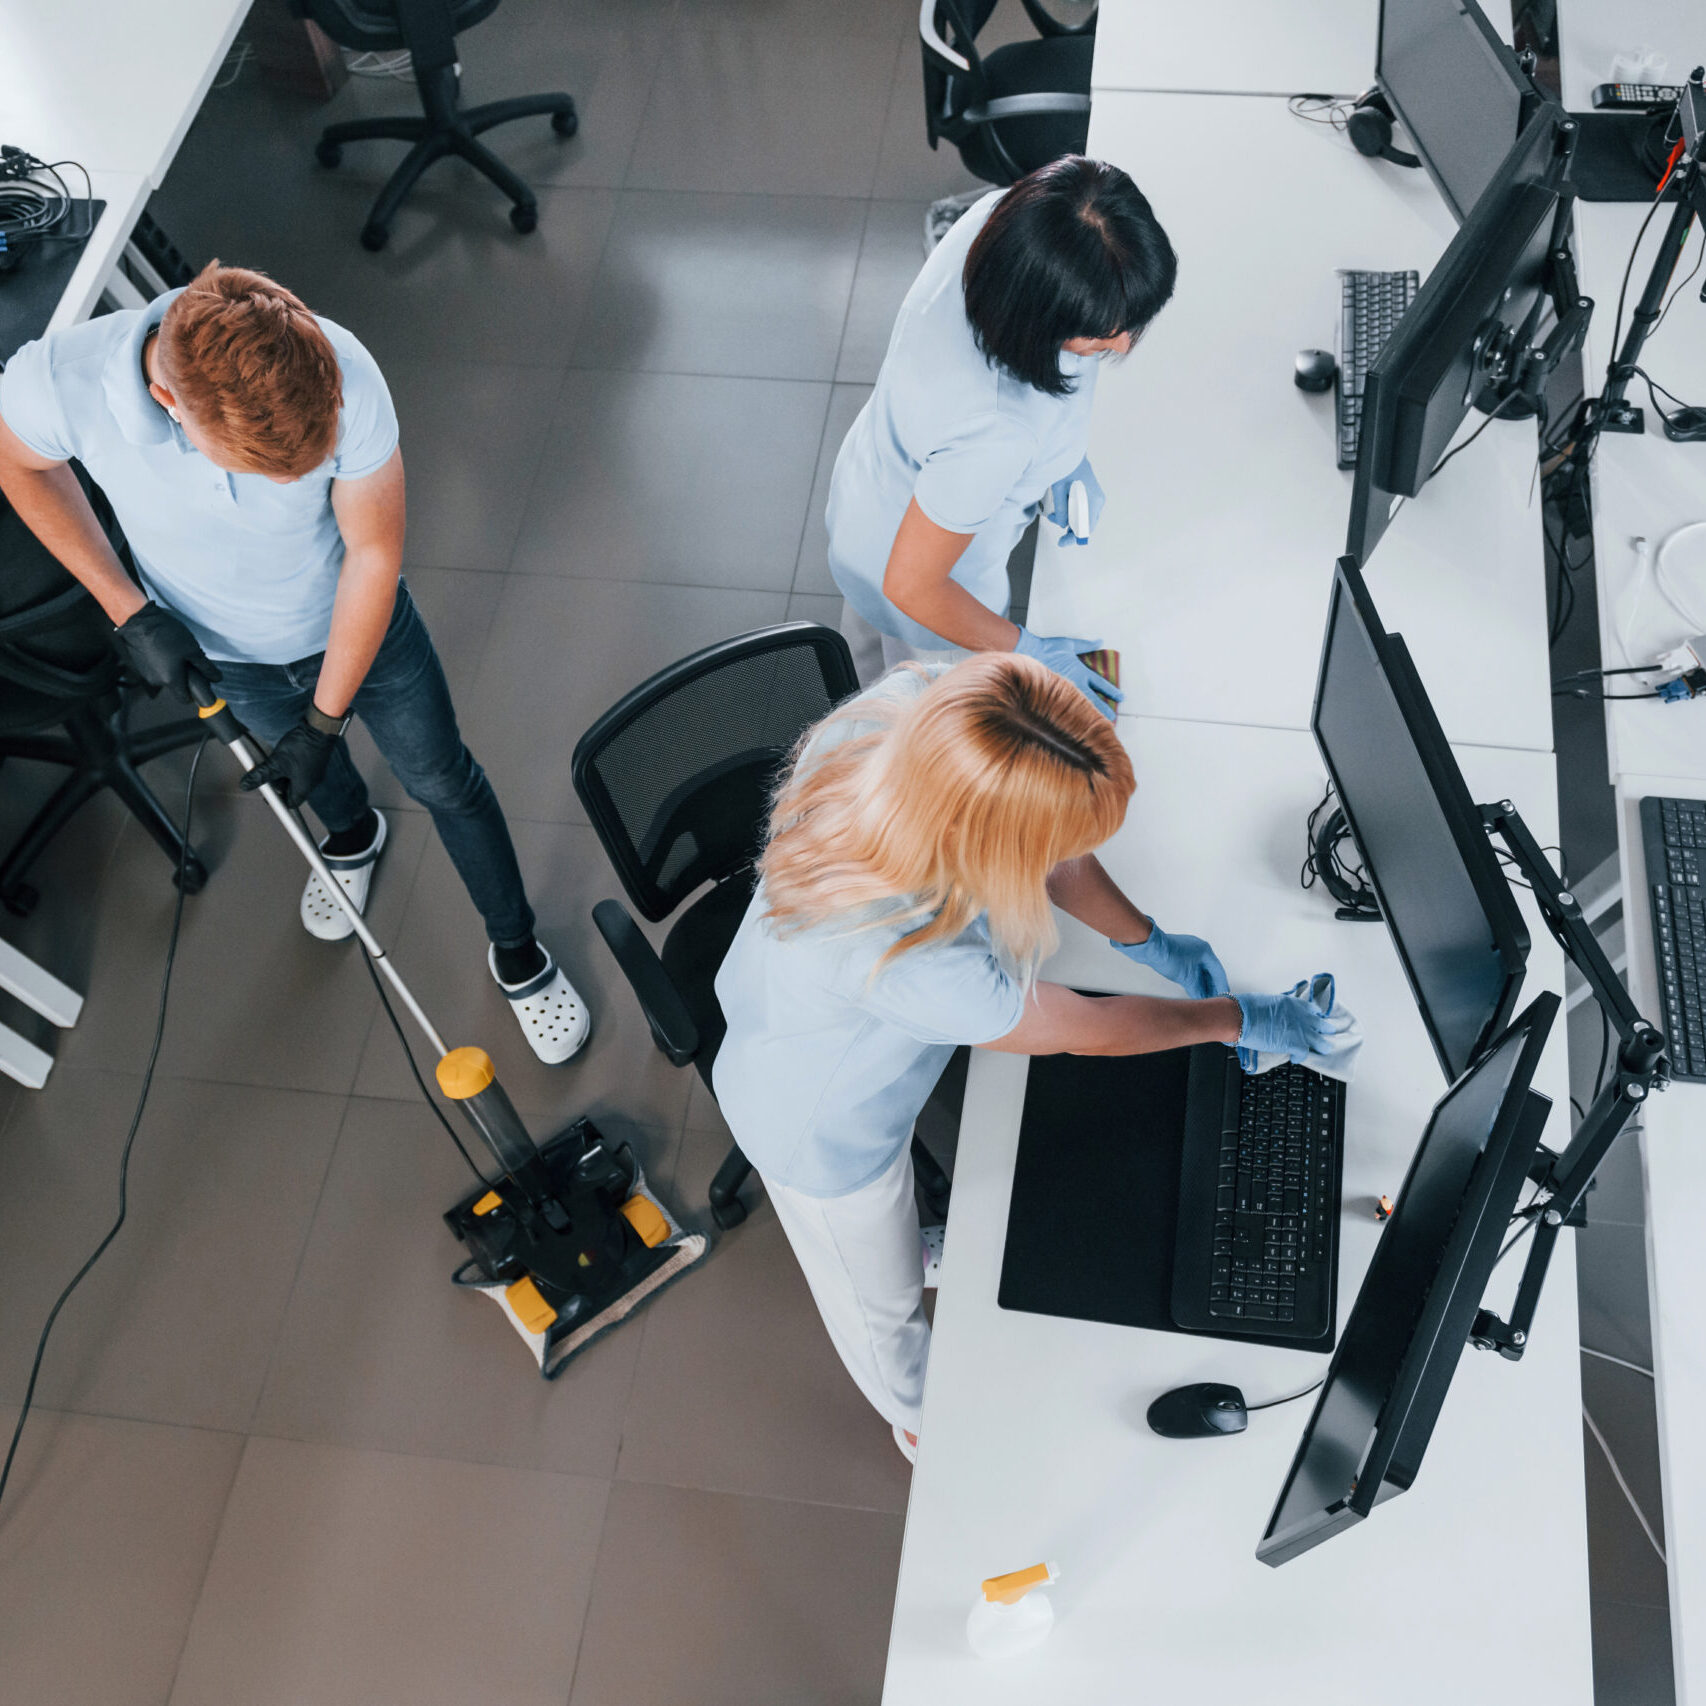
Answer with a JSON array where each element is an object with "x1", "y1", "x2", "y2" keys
[
  {"x1": 353, "y1": 941, "x2": 495, "y2": 1192},
  {"x1": 1247, "y1": 1378, "x2": 1327, "y2": 1413},
  {"x1": 0, "y1": 735, "x2": 208, "y2": 1518}
]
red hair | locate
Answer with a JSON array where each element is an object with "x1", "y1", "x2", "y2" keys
[{"x1": 157, "y1": 263, "x2": 341, "y2": 477}]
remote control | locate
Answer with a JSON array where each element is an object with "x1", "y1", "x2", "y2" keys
[{"x1": 1591, "y1": 82, "x2": 1683, "y2": 110}]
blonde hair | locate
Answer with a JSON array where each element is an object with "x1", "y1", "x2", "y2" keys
[{"x1": 760, "y1": 654, "x2": 1135, "y2": 979}]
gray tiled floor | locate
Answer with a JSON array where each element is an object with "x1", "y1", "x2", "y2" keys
[
  {"x1": 2, "y1": 5, "x2": 938, "y2": 1698},
  {"x1": 3, "y1": 6, "x2": 1668, "y2": 1703}
]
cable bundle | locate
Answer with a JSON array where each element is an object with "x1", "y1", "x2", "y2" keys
[{"x1": 0, "y1": 146, "x2": 92, "y2": 255}]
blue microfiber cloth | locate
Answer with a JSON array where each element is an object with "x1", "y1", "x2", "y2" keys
[{"x1": 1239, "y1": 972, "x2": 1364, "y2": 1082}]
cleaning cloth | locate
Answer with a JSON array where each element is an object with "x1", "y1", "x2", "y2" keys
[{"x1": 1239, "y1": 972, "x2": 1364, "y2": 1082}]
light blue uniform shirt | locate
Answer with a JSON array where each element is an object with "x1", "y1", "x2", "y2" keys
[
  {"x1": 712, "y1": 670, "x2": 1028, "y2": 1197},
  {"x1": 0, "y1": 289, "x2": 398, "y2": 664},
  {"x1": 826, "y1": 191, "x2": 1100, "y2": 651}
]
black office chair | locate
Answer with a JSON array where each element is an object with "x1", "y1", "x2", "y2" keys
[
  {"x1": 920, "y1": 0, "x2": 1096, "y2": 189},
  {"x1": 0, "y1": 482, "x2": 208, "y2": 914},
  {"x1": 294, "y1": 0, "x2": 578, "y2": 251},
  {"x1": 572, "y1": 623, "x2": 953, "y2": 1231}
]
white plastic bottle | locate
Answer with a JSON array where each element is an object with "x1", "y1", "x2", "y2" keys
[{"x1": 965, "y1": 1561, "x2": 1060, "y2": 1659}]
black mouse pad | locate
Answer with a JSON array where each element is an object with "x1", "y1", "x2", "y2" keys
[
  {"x1": 0, "y1": 201, "x2": 105, "y2": 366},
  {"x1": 997, "y1": 1049, "x2": 1337, "y2": 1354}
]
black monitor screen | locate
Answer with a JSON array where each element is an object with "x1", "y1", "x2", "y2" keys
[
  {"x1": 1313, "y1": 559, "x2": 1528, "y2": 1081},
  {"x1": 1378, "y1": 0, "x2": 1535, "y2": 221},
  {"x1": 1257, "y1": 995, "x2": 1557, "y2": 1567},
  {"x1": 1346, "y1": 105, "x2": 1567, "y2": 566}
]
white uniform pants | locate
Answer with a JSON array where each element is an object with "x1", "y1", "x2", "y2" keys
[
  {"x1": 837, "y1": 600, "x2": 967, "y2": 689},
  {"x1": 761, "y1": 1142, "x2": 929, "y2": 1435}
]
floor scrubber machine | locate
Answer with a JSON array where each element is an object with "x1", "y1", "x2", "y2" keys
[{"x1": 189, "y1": 675, "x2": 706, "y2": 1377}]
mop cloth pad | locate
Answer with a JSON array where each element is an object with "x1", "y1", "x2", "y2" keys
[
  {"x1": 1238, "y1": 972, "x2": 1364, "y2": 1082},
  {"x1": 452, "y1": 1152, "x2": 707, "y2": 1380}
]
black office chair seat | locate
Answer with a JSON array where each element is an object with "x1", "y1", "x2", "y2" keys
[
  {"x1": 0, "y1": 482, "x2": 208, "y2": 912},
  {"x1": 957, "y1": 35, "x2": 1096, "y2": 183},
  {"x1": 575, "y1": 623, "x2": 953, "y2": 1230}
]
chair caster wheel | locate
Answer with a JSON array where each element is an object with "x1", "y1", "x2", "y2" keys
[
  {"x1": 710, "y1": 1198, "x2": 747, "y2": 1230},
  {"x1": 550, "y1": 108, "x2": 579, "y2": 138},
  {"x1": 509, "y1": 202, "x2": 539, "y2": 235},
  {"x1": 315, "y1": 140, "x2": 343, "y2": 168},
  {"x1": 359, "y1": 222, "x2": 389, "y2": 252},
  {"x1": 2, "y1": 883, "x2": 38, "y2": 919},
  {"x1": 174, "y1": 857, "x2": 208, "y2": 896}
]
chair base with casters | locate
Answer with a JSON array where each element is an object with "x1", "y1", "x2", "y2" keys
[
  {"x1": 300, "y1": 0, "x2": 578, "y2": 250},
  {"x1": 574, "y1": 621, "x2": 953, "y2": 1233},
  {"x1": 0, "y1": 694, "x2": 208, "y2": 917}
]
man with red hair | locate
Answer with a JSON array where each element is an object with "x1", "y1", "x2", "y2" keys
[{"x1": 0, "y1": 264, "x2": 589, "y2": 1064}]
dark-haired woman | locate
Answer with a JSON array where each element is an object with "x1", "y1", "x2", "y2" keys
[{"x1": 826, "y1": 155, "x2": 1177, "y2": 708}]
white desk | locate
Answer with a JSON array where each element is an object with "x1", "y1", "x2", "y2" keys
[
  {"x1": 1026, "y1": 92, "x2": 1555, "y2": 753},
  {"x1": 884, "y1": 718, "x2": 1590, "y2": 1704},
  {"x1": 1090, "y1": 0, "x2": 1373, "y2": 97},
  {"x1": 0, "y1": 0, "x2": 251, "y2": 187},
  {"x1": 1616, "y1": 776, "x2": 1706, "y2": 1706},
  {"x1": 41, "y1": 169, "x2": 151, "y2": 333},
  {"x1": 1545, "y1": 1, "x2": 1705, "y2": 1694},
  {"x1": 1572, "y1": 194, "x2": 1706, "y2": 784}
]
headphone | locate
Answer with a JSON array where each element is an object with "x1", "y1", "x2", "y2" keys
[{"x1": 1346, "y1": 90, "x2": 1421, "y2": 169}]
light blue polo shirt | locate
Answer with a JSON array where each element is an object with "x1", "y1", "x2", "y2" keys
[
  {"x1": 826, "y1": 190, "x2": 1100, "y2": 650},
  {"x1": 712, "y1": 668, "x2": 1028, "y2": 1197},
  {"x1": 0, "y1": 289, "x2": 398, "y2": 664}
]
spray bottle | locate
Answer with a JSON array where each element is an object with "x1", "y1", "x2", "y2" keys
[{"x1": 966, "y1": 1560, "x2": 1060, "y2": 1658}]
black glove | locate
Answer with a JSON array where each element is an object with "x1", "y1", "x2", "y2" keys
[
  {"x1": 239, "y1": 718, "x2": 338, "y2": 809},
  {"x1": 113, "y1": 601, "x2": 221, "y2": 703}
]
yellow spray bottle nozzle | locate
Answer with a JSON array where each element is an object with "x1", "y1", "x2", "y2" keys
[{"x1": 981, "y1": 1561, "x2": 1059, "y2": 1605}]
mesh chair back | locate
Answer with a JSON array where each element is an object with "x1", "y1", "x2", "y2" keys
[
  {"x1": 293, "y1": 0, "x2": 500, "y2": 53},
  {"x1": 572, "y1": 623, "x2": 858, "y2": 924},
  {"x1": 921, "y1": 0, "x2": 998, "y2": 150}
]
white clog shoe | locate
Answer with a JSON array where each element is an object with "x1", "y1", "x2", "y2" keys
[{"x1": 300, "y1": 811, "x2": 388, "y2": 942}]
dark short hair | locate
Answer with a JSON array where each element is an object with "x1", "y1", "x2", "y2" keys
[{"x1": 962, "y1": 156, "x2": 1178, "y2": 397}]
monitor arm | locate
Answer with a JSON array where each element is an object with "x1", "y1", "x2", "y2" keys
[
  {"x1": 1599, "y1": 69, "x2": 1706, "y2": 435},
  {"x1": 1465, "y1": 800, "x2": 1668, "y2": 1360},
  {"x1": 1471, "y1": 119, "x2": 1594, "y2": 420}
]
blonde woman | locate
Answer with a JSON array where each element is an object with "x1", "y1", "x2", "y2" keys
[{"x1": 712, "y1": 654, "x2": 1337, "y2": 1461}]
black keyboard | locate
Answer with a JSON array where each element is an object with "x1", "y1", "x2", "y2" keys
[
  {"x1": 1170, "y1": 1054, "x2": 1346, "y2": 1340},
  {"x1": 1337, "y1": 269, "x2": 1419, "y2": 470},
  {"x1": 1642, "y1": 795, "x2": 1706, "y2": 1082}
]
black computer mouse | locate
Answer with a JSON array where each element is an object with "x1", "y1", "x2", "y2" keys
[
  {"x1": 1294, "y1": 348, "x2": 1338, "y2": 393},
  {"x1": 1146, "y1": 1382, "x2": 1249, "y2": 1438}
]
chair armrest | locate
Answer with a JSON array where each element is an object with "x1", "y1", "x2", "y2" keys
[
  {"x1": 963, "y1": 92, "x2": 1092, "y2": 124},
  {"x1": 592, "y1": 899, "x2": 701, "y2": 1067}
]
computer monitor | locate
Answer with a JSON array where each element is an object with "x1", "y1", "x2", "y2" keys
[
  {"x1": 1376, "y1": 0, "x2": 1539, "y2": 222},
  {"x1": 1256, "y1": 993, "x2": 1558, "y2": 1567},
  {"x1": 1312, "y1": 557, "x2": 1529, "y2": 1081},
  {"x1": 1346, "y1": 104, "x2": 1572, "y2": 566}
]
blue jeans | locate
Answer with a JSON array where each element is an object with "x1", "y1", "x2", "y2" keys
[{"x1": 213, "y1": 581, "x2": 536, "y2": 949}]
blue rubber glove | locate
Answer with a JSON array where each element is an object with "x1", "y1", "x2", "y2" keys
[
  {"x1": 1112, "y1": 921, "x2": 1230, "y2": 999},
  {"x1": 1234, "y1": 988, "x2": 1337, "y2": 1070},
  {"x1": 1012, "y1": 627, "x2": 1123, "y2": 719},
  {"x1": 1044, "y1": 457, "x2": 1105, "y2": 547}
]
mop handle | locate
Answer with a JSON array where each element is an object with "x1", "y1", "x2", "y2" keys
[{"x1": 186, "y1": 671, "x2": 451, "y2": 1060}]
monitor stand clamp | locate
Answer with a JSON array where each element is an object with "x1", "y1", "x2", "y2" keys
[{"x1": 1466, "y1": 800, "x2": 1668, "y2": 1361}]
